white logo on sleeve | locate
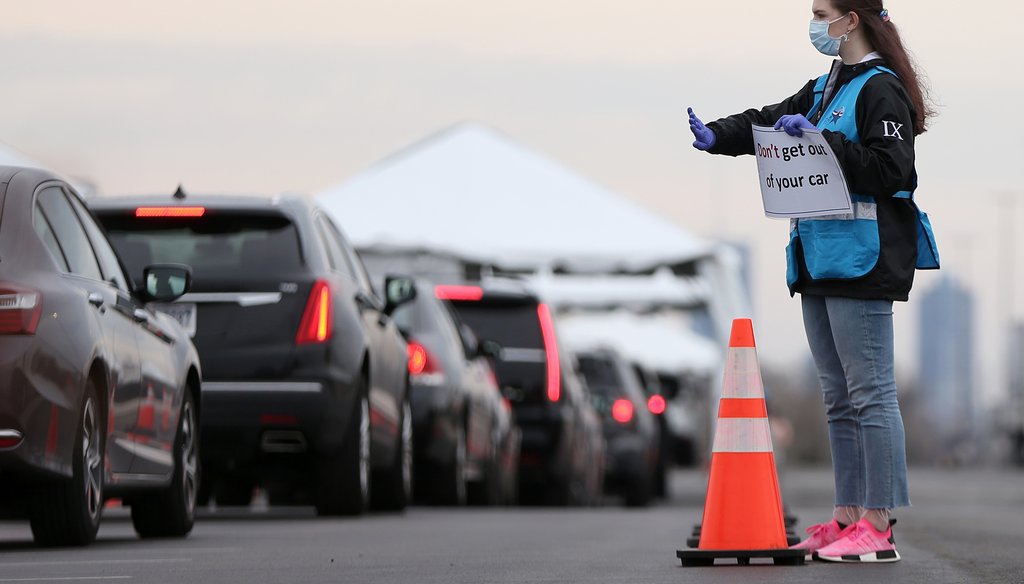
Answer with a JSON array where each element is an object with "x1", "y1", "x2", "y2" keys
[{"x1": 882, "y1": 121, "x2": 904, "y2": 140}]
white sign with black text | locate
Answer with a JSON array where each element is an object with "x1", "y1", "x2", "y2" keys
[{"x1": 752, "y1": 124, "x2": 852, "y2": 219}]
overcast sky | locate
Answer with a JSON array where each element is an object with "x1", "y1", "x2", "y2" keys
[{"x1": 2, "y1": 0, "x2": 1020, "y2": 406}]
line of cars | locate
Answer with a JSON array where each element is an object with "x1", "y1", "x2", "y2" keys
[{"x1": 0, "y1": 165, "x2": 699, "y2": 546}]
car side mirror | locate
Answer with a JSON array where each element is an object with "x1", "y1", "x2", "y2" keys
[
  {"x1": 383, "y1": 275, "x2": 417, "y2": 315},
  {"x1": 477, "y1": 339, "x2": 503, "y2": 360},
  {"x1": 141, "y1": 264, "x2": 192, "y2": 303}
]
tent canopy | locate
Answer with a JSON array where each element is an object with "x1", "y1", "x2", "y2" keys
[
  {"x1": 1, "y1": 142, "x2": 47, "y2": 169},
  {"x1": 557, "y1": 309, "x2": 721, "y2": 374},
  {"x1": 317, "y1": 122, "x2": 713, "y2": 274}
]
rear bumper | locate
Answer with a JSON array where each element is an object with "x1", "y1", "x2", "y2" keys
[
  {"x1": 409, "y1": 384, "x2": 460, "y2": 469},
  {"x1": 200, "y1": 377, "x2": 359, "y2": 474},
  {"x1": 513, "y1": 404, "x2": 573, "y2": 485},
  {"x1": 602, "y1": 433, "x2": 652, "y2": 485},
  {"x1": 0, "y1": 337, "x2": 75, "y2": 481}
]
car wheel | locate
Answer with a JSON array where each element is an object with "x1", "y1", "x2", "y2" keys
[
  {"x1": 372, "y1": 397, "x2": 413, "y2": 511},
  {"x1": 436, "y1": 418, "x2": 467, "y2": 506},
  {"x1": 30, "y1": 380, "x2": 104, "y2": 547},
  {"x1": 315, "y1": 388, "x2": 370, "y2": 516},
  {"x1": 131, "y1": 389, "x2": 199, "y2": 538}
]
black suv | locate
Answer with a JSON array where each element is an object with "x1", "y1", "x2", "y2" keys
[
  {"x1": 90, "y1": 192, "x2": 416, "y2": 515},
  {"x1": 441, "y1": 281, "x2": 604, "y2": 505}
]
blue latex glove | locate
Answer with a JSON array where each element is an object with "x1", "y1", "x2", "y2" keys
[
  {"x1": 774, "y1": 114, "x2": 816, "y2": 137},
  {"x1": 688, "y1": 107, "x2": 716, "y2": 151}
]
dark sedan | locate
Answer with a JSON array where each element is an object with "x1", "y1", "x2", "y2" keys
[
  {"x1": 576, "y1": 348, "x2": 660, "y2": 507},
  {"x1": 390, "y1": 280, "x2": 519, "y2": 505},
  {"x1": 0, "y1": 166, "x2": 202, "y2": 546},
  {"x1": 440, "y1": 281, "x2": 604, "y2": 506},
  {"x1": 90, "y1": 191, "x2": 416, "y2": 516}
]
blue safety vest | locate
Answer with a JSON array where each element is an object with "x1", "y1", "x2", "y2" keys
[{"x1": 785, "y1": 66, "x2": 940, "y2": 289}]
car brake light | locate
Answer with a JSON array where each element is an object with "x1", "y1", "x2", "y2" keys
[
  {"x1": 537, "y1": 303, "x2": 561, "y2": 402},
  {"x1": 135, "y1": 206, "x2": 206, "y2": 218},
  {"x1": 0, "y1": 285, "x2": 42, "y2": 335},
  {"x1": 612, "y1": 399, "x2": 634, "y2": 424},
  {"x1": 434, "y1": 285, "x2": 484, "y2": 301},
  {"x1": 647, "y1": 394, "x2": 667, "y2": 415},
  {"x1": 407, "y1": 340, "x2": 446, "y2": 386},
  {"x1": 296, "y1": 280, "x2": 333, "y2": 345},
  {"x1": 0, "y1": 430, "x2": 24, "y2": 450}
]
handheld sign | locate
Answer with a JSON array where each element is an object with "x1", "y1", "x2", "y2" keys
[{"x1": 752, "y1": 124, "x2": 852, "y2": 219}]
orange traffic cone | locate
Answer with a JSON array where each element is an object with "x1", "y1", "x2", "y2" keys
[{"x1": 677, "y1": 318, "x2": 804, "y2": 566}]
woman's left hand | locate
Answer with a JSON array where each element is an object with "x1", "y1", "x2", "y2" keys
[{"x1": 774, "y1": 114, "x2": 816, "y2": 137}]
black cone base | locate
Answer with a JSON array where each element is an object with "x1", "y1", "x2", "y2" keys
[{"x1": 677, "y1": 548, "x2": 806, "y2": 567}]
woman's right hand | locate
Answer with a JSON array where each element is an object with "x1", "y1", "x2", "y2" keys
[{"x1": 688, "y1": 107, "x2": 717, "y2": 151}]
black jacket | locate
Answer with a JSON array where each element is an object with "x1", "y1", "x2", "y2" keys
[{"x1": 706, "y1": 58, "x2": 921, "y2": 301}]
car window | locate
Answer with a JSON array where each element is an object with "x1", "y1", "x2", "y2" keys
[
  {"x1": 100, "y1": 211, "x2": 304, "y2": 288},
  {"x1": 36, "y1": 186, "x2": 103, "y2": 281},
  {"x1": 314, "y1": 215, "x2": 351, "y2": 277},
  {"x1": 577, "y1": 355, "x2": 623, "y2": 394},
  {"x1": 322, "y1": 216, "x2": 377, "y2": 298},
  {"x1": 33, "y1": 204, "x2": 70, "y2": 272},
  {"x1": 68, "y1": 191, "x2": 130, "y2": 292}
]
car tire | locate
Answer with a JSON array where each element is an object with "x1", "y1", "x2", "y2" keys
[
  {"x1": 372, "y1": 397, "x2": 413, "y2": 511},
  {"x1": 315, "y1": 387, "x2": 370, "y2": 516},
  {"x1": 29, "y1": 380, "x2": 104, "y2": 547},
  {"x1": 435, "y1": 418, "x2": 467, "y2": 506},
  {"x1": 131, "y1": 389, "x2": 199, "y2": 538}
]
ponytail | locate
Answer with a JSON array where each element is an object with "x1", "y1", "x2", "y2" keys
[{"x1": 833, "y1": 1, "x2": 936, "y2": 135}]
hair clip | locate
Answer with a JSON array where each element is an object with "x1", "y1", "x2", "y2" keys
[{"x1": 880, "y1": 9, "x2": 891, "y2": 22}]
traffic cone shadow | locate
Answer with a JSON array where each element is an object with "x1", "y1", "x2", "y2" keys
[{"x1": 677, "y1": 318, "x2": 805, "y2": 566}]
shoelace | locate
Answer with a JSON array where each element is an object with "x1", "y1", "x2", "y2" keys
[{"x1": 805, "y1": 522, "x2": 832, "y2": 536}]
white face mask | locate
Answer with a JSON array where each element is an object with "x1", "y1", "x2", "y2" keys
[{"x1": 809, "y1": 14, "x2": 850, "y2": 56}]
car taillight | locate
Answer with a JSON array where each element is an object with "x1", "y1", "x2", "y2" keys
[
  {"x1": 612, "y1": 399, "x2": 634, "y2": 424},
  {"x1": 135, "y1": 206, "x2": 206, "y2": 218},
  {"x1": 537, "y1": 303, "x2": 561, "y2": 402},
  {"x1": 0, "y1": 430, "x2": 24, "y2": 450},
  {"x1": 407, "y1": 340, "x2": 445, "y2": 386},
  {"x1": 296, "y1": 280, "x2": 333, "y2": 345},
  {"x1": 0, "y1": 285, "x2": 42, "y2": 335},
  {"x1": 434, "y1": 285, "x2": 484, "y2": 301},
  {"x1": 647, "y1": 394, "x2": 667, "y2": 415}
]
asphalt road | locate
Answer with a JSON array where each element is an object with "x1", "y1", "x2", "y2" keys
[{"x1": 1, "y1": 467, "x2": 1022, "y2": 584}]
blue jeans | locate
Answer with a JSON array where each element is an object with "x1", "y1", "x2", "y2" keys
[{"x1": 801, "y1": 295, "x2": 910, "y2": 509}]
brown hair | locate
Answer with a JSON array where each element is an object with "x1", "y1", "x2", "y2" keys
[{"x1": 833, "y1": 0, "x2": 936, "y2": 135}]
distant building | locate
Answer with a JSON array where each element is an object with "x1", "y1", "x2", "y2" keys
[{"x1": 918, "y1": 275, "x2": 975, "y2": 437}]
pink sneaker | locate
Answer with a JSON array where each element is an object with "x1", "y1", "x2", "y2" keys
[
  {"x1": 815, "y1": 518, "x2": 901, "y2": 563},
  {"x1": 789, "y1": 519, "x2": 850, "y2": 557}
]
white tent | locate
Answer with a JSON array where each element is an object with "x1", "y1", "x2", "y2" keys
[
  {"x1": 317, "y1": 122, "x2": 714, "y2": 274},
  {"x1": 557, "y1": 309, "x2": 721, "y2": 374},
  {"x1": 1, "y1": 141, "x2": 94, "y2": 196},
  {"x1": 1, "y1": 141, "x2": 47, "y2": 169}
]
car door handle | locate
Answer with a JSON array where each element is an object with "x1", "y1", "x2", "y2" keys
[
  {"x1": 87, "y1": 292, "x2": 104, "y2": 308},
  {"x1": 132, "y1": 309, "x2": 150, "y2": 323}
]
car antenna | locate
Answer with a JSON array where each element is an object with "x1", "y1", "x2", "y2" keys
[{"x1": 173, "y1": 185, "x2": 187, "y2": 200}]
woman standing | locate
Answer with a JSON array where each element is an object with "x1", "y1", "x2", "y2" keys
[{"x1": 688, "y1": 0, "x2": 939, "y2": 563}]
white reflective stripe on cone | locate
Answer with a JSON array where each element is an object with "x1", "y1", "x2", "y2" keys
[
  {"x1": 711, "y1": 418, "x2": 774, "y2": 453},
  {"x1": 720, "y1": 348, "x2": 765, "y2": 399}
]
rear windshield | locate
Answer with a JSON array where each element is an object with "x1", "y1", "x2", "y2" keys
[
  {"x1": 576, "y1": 355, "x2": 624, "y2": 397},
  {"x1": 98, "y1": 212, "x2": 304, "y2": 287},
  {"x1": 452, "y1": 302, "x2": 543, "y2": 348},
  {"x1": 450, "y1": 301, "x2": 546, "y2": 396}
]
